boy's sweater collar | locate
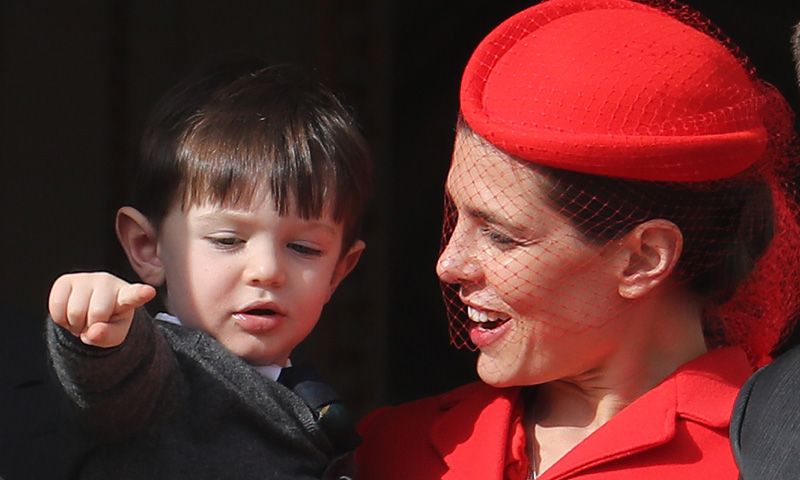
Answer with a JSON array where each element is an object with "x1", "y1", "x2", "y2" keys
[{"x1": 154, "y1": 311, "x2": 288, "y2": 381}]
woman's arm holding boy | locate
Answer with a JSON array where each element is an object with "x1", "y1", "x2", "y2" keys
[{"x1": 46, "y1": 272, "x2": 184, "y2": 438}]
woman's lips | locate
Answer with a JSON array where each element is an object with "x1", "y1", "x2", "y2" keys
[
  {"x1": 469, "y1": 318, "x2": 513, "y2": 348},
  {"x1": 467, "y1": 306, "x2": 512, "y2": 348}
]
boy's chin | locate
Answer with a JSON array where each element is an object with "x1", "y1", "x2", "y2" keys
[{"x1": 224, "y1": 340, "x2": 289, "y2": 367}]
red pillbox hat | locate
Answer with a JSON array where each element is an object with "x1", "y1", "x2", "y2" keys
[{"x1": 460, "y1": 0, "x2": 769, "y2": 181}]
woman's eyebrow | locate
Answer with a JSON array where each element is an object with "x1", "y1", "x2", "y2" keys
[{"x1": 465, "y1": 206, "x2": 527, "y2": 237}]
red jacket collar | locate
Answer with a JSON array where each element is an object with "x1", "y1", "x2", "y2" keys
[
  {"x1": 430, "y1": 382, "x2": 519, "y2": 479},
  {"x1": 429, "y1": 347, "x2": 751, "y2": 479}
]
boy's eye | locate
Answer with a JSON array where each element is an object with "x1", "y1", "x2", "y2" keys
[
  {"x1": 208, "y1": 236, "x2": 244, "y2": 248},
  {"x1": 288, "y1": 243, "x2": 323, "y2": 257}
]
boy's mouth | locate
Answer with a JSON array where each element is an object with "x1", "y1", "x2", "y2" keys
[
  {"x1": 243, "y1": 308, "x2": 277, "y2": 316},
  {"x1": 233, "y1": 302, "x2": 286, "y2": 333},
  {"x1": 237, "y1": 300, "x2": 285, "y2": 317}
]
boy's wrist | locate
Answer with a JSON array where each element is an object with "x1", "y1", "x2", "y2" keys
[{"x1": 49, "y1": 318, "x2": 124, "y2": 356}]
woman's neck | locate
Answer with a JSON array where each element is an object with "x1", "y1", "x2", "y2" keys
[{"x1": 527, "y1": 288, "x2": 707, "y2": 473}]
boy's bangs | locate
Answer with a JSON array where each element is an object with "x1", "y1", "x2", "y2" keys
[{"x1": 175, "y1": 119, "x2": 340, "y2": 220}]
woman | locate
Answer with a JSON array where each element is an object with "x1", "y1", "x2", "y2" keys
[{"x1": 357, "y1": 0, "x2": 800, "y2": 478}]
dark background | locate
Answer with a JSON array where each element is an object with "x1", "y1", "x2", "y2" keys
[{"x1": 1, "y1": 1, "x2": 799, "y2": 421}]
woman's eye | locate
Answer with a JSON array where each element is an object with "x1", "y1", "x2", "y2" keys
[
  {"x1": 481, "y1": 228, "x2": 519, "y2": 247},
  {"x1": 288, "y1": 243, "x2": 323, "y2": 257}
]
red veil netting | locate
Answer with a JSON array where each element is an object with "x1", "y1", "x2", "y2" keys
[{"x1": 439, "y1": 0, "x2": 800, "y2": 370}]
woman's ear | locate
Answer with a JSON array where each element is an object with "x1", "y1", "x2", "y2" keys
[
  {"x1": 116, "y1": 206, "x2": 165, "y2": 286},
  {"x1": 617, "y1": 219, "x2": 683, "y2": 299}
]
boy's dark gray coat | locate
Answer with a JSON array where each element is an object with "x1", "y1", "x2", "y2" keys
[{"x1": 48, "y1": 309, "x2": 338, "y2": 480}]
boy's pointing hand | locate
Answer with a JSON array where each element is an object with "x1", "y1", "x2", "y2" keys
[{"x1": 49, "y1": 272, "x2": 157, "y2": 348}]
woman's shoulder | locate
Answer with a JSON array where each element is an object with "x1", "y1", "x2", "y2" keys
[
  {"x1": 357, "y1": 381, "x2": 521, "y2": 449},
  {"x1": 356, "y1": 382, "x2": 517, "y2": 479},
  {"x1": 360, "y1": 381, "x2": 501, "y2": 430}
]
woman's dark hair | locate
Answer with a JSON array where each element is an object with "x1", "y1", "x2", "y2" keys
[{"x1": 537, "y1": 165, "x2": 774, "y2": 305}]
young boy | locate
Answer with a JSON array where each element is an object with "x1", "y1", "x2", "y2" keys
[{"x1": 46, "y1": 61, "x2": 371, "y2": 479}]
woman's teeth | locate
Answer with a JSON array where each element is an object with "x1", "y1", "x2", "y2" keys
[{"x1": 467, "y1": 306, "x2": 510, "y2": 330}]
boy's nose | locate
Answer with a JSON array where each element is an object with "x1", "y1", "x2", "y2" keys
[{"x1": 244, "y1": 247, "x2": 286, "y2": 287}]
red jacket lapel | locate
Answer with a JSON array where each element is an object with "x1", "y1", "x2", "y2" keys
[
  {"x1": 543, "y1": 347, "x2": 750, "y2": 479},
  {"x1": 426, "y1": 348, "x2": 750, "y2": 480},
  {"x1": 430, "y1": 383, "x2": 520, "y2": 480}
]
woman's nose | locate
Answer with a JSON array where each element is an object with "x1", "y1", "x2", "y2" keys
[{"x1": 436, "y1": 226, "x2": 482, "y2": 285}]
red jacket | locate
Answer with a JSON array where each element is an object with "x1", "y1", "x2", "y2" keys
[{"x1": 356, "y1": 348, "x2": 751, "y2": 479}]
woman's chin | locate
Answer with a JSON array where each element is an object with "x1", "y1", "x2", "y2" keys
[{"x1": 476, "y1": 354, "x2": 519, "y2": 388}]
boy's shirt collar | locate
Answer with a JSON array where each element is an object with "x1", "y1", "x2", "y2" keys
[
  {"x1": 154, "y1": 311, "x2": 182, "y2": 326},
  {"x1": 153, "y1": 311, "x2": 289, "y2": 381}
]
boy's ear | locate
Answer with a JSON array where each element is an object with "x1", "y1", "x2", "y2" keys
[
  {"x1": 327, "y1": 240, "x2": 366, "y2": 300},
  {"x1": 616, "y1": 220, "x2": 683, "y2": 299},
  {"x1": 116, "y1": 206, "x2": 165, "y2": 286}
]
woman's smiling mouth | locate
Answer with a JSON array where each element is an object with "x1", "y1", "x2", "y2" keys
[{"x1": 467, "y1": 306, "x2": 512, "y2": 348}]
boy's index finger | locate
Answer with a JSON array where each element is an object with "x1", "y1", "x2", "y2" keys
[{"x1": 116, "y1": 284, "x2": 157, "y2": 310}]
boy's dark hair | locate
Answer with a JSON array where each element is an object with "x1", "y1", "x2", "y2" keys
[{"x1": 133, "y1": 60, "x2": 372, "y2": 251}]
